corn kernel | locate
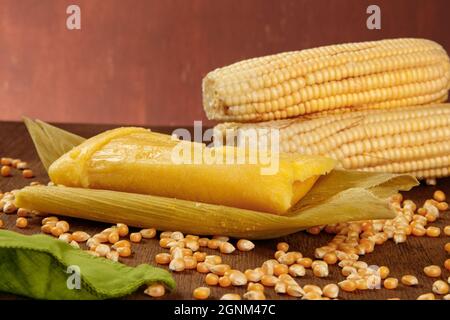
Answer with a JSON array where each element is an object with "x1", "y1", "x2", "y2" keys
[
  {"x1": 432, "y1": 280, "x2": 449, "y2": 295},
  {"x1": 276, "y1": 242, "x2": 289, "y2": 252},
  {"x1": 426, "y1": 226, "x2": 441, "y2": 237},
  {"x1": 401, "y1": 275, "x2": 419, "y2": 286},
  {"x1": 218, "y1": 276, "x2": 231, "y2": 287},
  {"x1": 243, "y1": 290, "x2": 266, "y2": 300},
  {"x1": 338, "y1": 280, "x2": 357, "y2": 292},
  {"x1": 247, "y1": 282, "x2": 264, "y2": 292},
  {"x1": 155, "y1": 253, "x2": 171, "y2": 265},
  {"x1": 378, "y1": 266, "x2": 390, "y2": 279},
  {"x1": 424, "y1": 265, "x2": 441, "y2": 278},
  {"x1": 322, "y1": 284, "x2": 339, "y2": 298},
  {"x1": 220, "y1": 293, "x2": 241, "y2": 300},
  {"x1": 237, "y1": 239, "x2": 255, "y2": 251},
  {"x1": 22, "y1": 169, "x2": 34, "y2": 178},
  {"x1": 433, "y1": 190, "x2": 446, "y2": 202},
  {"x1": 193, "y1": 287, "x2": 210, "y2": 300},
  {"x1": 15, "y1": 217, "x2": 28, "y2": 228},
  {"x1": 205, "y1": 273, "x2": 219, "y2": 286},
  {"x1": 417, "y1": 293, "x2": 435, "y2": 300},
  {"x1": 144, "y1": 283, "x2": 165, "y2": 298},
  {"x1": 383, "y1": 277, "x2": 398, "y2": 290},
  {"x1": 273, "y1": 264, "x2": 289, "y2": 276}
]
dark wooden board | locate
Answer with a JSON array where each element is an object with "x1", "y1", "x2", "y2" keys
[{"x1": 0, "y1": 121, "x2": 449, "y2": 300}]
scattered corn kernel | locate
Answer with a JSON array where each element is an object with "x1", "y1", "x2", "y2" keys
[
  {"x1": 273, "y1": 263, "x2": 289, "y2": 276},
  {"x1": 288, "y1": 264, "x2": 306, "y2": 277},
  {"x1": 193, "y1": 251, "x2": 206, "y2": 262},
  {"x1": 276, "y1": 242, "x2": 289, "y2": 252},
  {"x1": 106, "y1": 250, "x2": 119, "y2": 262},
  {"x1": 1, "y1": 166, "x2": 11, "y2": 177},
  {"x1": 261, "y1": 275, "x2": 278, "y2": 287},
  {"x1": 193, "y1": 287, "x2": 210, "y2": 300},
  {"x1": 229, "y1": 270, "x2": 247, "y2": 286},
  {"x1": 116, "y1": 223, "x2": 129, "y2": 237},
  {"x1": 247, "y1": 282, "x2": 264, "y2": 292},
  {"x1": 58, "y1": 233, "x2": 72, "y2": 243},
  {"x1": 445, "y1": 242, "x2": 450, "y2": 253},
  {"x1": 17, "y1": 208, "x2": 31, "y2": 217},
  {"x1": 116, "y1": 246, "x2": 132, "y2": 257},
  {"x1": 297, "y1": 257, "x2": 313, "y2": 268},
  {"x1": 220, "y1": 293, "x2": 241, "y2": 300},
  {"x1": 426, "y1": 226, "x2": 441, "y2": 237},
  {"x1": 218, "y1": 276, "x2": 231, "y2": 287},
  {"x1": 198, "y1": 238, "x2": 209, "y2": 247},
  {"x1": 144, "y1": 283, "x2": 165, "y2": 298},
  {"x1": 2, "y1": 201, "x2": 16, "y2": 213},
  {"x1": 207, "y1": 239, "x2": 221, "y2": 249},
  {"x1": 169, "y1": 258, "x2": 185, "y2": 272},
  {"x1": 22, "y1": 169, "x2": 34, "y2": 179},
  {"x1": 50, "y1": 226, "x2": 64, "y2": 237},
  {"x1": 313, "y1": 264, "x2": 329, "y2": 278},
  {"x1": 303, "y1": 284, "x2": 322, "y2": 295},
  {"x1": 219, "y1": 242, "x2": 236, "y2": 254},
  {"x1": 55, "y1": 220, "x2": 69, "y2": 233},
  {"x1": 437, "y1": 202, "x2": 449, "y2": 211},
  {"x1": 433, "y1": 190, "x2": 446, "y2": 202},
  {"x1": 417, "y1": 293, "x2": 435, "y2": 300},
  {"x1": 202, "y1": 273, "x2": 219, "y2": 286},
  {"x1": 243, "y1": 290, "x2": 266, "y2": 300},
  {"x1": 323, "y1": 252, "x2": 338, "y2": 265},
  {"x1": 130, "y1": 232, "x2": 142, "y2": 243},
  {"x1": 338, "y1": 280, "x2": 357, "y2": 292},
  {"x1": 444, "y1": 259, "x2": 450, "y2": 271},
  {"x1": 183, "y1": 256, "x2": 197, "y2": 269},
  {"x1": 401, "y1": 275, "x2": 419, "y2": 286},
  {"x1": 138, "y1": 228, "x2": 156, "y2": 239},
  {"x1": 383, "y1": 277, "x2": 398, "y2": 290},
  {"x1": 15, "y1": 217, "x2": 28, "y2": 228},
  {"x1": 378, "y1": 266, "x2": 390, "y2": 279},
  {"x1": 444, "y1": 226, "x2": 450, "y2": 236},
  {"x1": 0, "y1": 157, "x2": 12, "y2": 166},
  {"x1": 196, "y1": 262, "x2": 209, "y2": 273},
  {"x1": 209, "y1": 264, "x2": 231, "y2": 276},
  {"x1": 236, "y1": 239, "x2": 255, "y2": 251},
  {"x1": 424, "y1": 265, "x2": 441, "y2": 278},
  {"x1": 155, "y1": 253, "x2": 171, "y2": 265},
  {"x1": 431, "y1": 280, "x2": 449, "y2": 295},
  {"x1": 322, "y1": 284, "x2": 339, "y2": 298},
  {"x1": 286, "y1": 285, "x2": 304, "y2": 297}
]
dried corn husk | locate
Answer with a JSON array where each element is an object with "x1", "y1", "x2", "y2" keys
[
  {"x1": 17, "y1": 119, "x2": 418, "y2": 239},
  {"x1": 23, "y1": 117, "x2": 85, "y2": 171}
]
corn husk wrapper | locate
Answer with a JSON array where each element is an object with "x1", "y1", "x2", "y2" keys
[
  {"x1": 24, "y1": 117, "x2": 85, "y2": 171},
  {"x1": 17, "y1": 119, "x2": 419, "y2": 239}
]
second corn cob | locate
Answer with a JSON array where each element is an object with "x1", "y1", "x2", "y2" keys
[
  {"x1": 214, "y1": 104, "x2": 450, "y2": 179},
  {"x1": 203, "y1": 38, "x2": 450, "y2": 122}
]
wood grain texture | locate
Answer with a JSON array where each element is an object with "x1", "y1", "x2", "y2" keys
[
  {"x1": 0, "y1": 0, "x2": 449, "y2": 126},
  {"x1": 0, "y1": 121, "x2": 449, "y2": 300}
]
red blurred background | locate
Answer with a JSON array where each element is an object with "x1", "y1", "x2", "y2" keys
[{"x1": 0, "y1": 0, "x2": 449, "y2": 126}]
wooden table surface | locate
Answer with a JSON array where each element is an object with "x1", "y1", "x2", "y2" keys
[{"x1": 0, "y1": 121, "x2": 449, "y2": 300}]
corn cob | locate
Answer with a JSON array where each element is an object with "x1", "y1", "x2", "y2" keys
[
  {"x1": 203, "y1": 38, "x2": 450, "y2": 122},
  {"x1": 214, "y1": 104, "x2": 450, "y2": 179}
]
